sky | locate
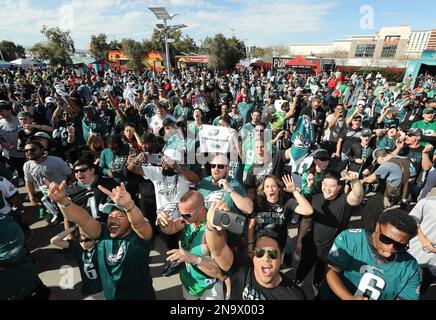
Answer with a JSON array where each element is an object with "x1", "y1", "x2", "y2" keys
[{"x1": 1, "y1": 0, "x2": 435, "y2": 50}]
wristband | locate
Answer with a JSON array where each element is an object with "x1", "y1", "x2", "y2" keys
[
  {"x1": 58, "y1": 197, "x2": 72, "y2": 209},
  {"x1": 194, "y1": 256, "x2": 202, "y2": 266},
  {"x1": 125, "y1": 201, "x2": 136, "y2": 212}
]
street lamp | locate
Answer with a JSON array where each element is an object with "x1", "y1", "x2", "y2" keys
[{"x1": 149, "y1": 6, "x2": 187, "y2": 79}]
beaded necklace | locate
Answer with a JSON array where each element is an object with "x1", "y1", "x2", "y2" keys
[{"x1": 180, "y1": 220, "x2": 207, "y2": 251}]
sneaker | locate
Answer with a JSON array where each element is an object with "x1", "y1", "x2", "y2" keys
[
  {"x1": 312, "y1": 282, "x2": 320, "y2": 297},
  {"x1": 293, "y1": 250, "x2": 301, "y2": 262},
  {"x1": 291, "y1": 279, "x2": 303, "y2": 288}
]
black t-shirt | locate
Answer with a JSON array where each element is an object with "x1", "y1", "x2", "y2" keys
[
  {"x1": 339, "y1": 128, "x2": 362, "y2": 155},
  {"x1": 65, "y1": 175, "x2": 119, "y2": 222},
  {"x1": 311, "y1": 192, "x2": 353, "y2": 249},
  {"x1": 252, "y1": 198, "x2": 296, "y2": 247},
  {"x1": 398, "y1": 145, "x2": 424, "y2": 178},
  {"x1": 244, "y1": 162, "x2": 273, "y2": 190},
  {"x1": 228, "y1": 259, "x2": 306, "y2": 300}
]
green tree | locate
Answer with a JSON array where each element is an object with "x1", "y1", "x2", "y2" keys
[
  {"x1": 0, "y1": 41, "x2": 26, "y2": 61},
  {"x1": 250, "y1": 47, "x2": 265, "y2": 58},
  {"x1": 90, "y1": 33, "x2": 109, "y2": 59},
  {"x1": 201, "y1": 34, "x2": 246, "y2": 70},
  {"x1": 29, "y1": 26, "x2": 74, "y2": 66},
  {"x1": 108, "y1": 40, "x2": 122, "y2": 50},
  {"x1": 121, "y1": 38, "x2": 146, "y2": 71}
]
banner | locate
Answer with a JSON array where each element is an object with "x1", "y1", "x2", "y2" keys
[{"x1": 289, "y1": 115, "x2": 316, "y2": 174}]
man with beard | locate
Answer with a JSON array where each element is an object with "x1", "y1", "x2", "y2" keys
[
  {"x1": 23, "y1": 141, "x2": 73, "y2": 224},
  {"x1": 44, "y1": 179, "x2": 155, "y2": 300},
  {"x1": 198, "y1": 153, "x2": 253, "y2": 215}
]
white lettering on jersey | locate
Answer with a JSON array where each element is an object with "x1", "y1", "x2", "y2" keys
[{"x1": 355, "y1": 272, "x2": 386, "y2": 300}]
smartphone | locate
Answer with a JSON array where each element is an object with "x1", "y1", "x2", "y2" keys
[{"x1": 129, "y1": 148, "x2": 137, "y2": 157}]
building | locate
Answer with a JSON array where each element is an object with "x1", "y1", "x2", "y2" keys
[{"x1": 290, "y1": 25, "x2": 436, "y2": 64}]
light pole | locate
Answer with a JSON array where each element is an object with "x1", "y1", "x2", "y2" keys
[{"x1": 149, "y1": 7, "x2": 187, "y2": 79}]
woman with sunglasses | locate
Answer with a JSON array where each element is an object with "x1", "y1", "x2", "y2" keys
[
  {"x1": 50, "y1": 226, "x2": 102, "y2": 297},
  {"x1": 320, "y1": 209, "x2": 420, "y2": 300},
  {"x1": 248, "y1": 175, "x2": 313, "y2": 263}
]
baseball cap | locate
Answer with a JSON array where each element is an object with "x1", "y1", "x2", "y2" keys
[
  {"x1": 99, "y1": 202, "x2": 126, "y2": 214},
  {"x1": 163, "y1": 149, "x2": 182, "y2": 163},
  {"x1": 333, "y1": 89, "x2": 341, "y2": 96},
  {"x1": 361, "y1": 128, "x2": 372, "y2": 137},
  {"x1": 312, "y1": 149, "x2": 330, "y2": 161},
  {"x1": 45, "y1": 96, "x2": 55, "y2": 104},
  {"x1": 18, "y1": 111, "x2": 33, "y2": 118},
  {"x1": 407, "y1": 128, "x2": 423, "y2": 137},
  {"x1": 33, "y1": 131, "x2": 52, "y2": 140},
  {"x1": 423, "y1": 108, "x2": 435, "y2": 114},
  {"x1": 372, "y1": 148, "x2": 388, "y2": 164}
]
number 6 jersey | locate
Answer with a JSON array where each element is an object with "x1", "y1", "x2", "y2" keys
[{"x1": 320, "y1": 229, "x2": 420, "y2": 300}]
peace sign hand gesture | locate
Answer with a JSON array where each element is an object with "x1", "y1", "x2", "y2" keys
[{"x1": 98, "y1": 183, "x2": 132, "y2": 209}]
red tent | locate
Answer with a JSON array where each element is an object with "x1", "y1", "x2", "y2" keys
[{"x1": 286, "y1": 55, "x2": 316, "y2": 68}]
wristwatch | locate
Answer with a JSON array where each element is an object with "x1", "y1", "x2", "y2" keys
[{"x1": 58, "y1": 197, "x2": 72, "y2": 209}]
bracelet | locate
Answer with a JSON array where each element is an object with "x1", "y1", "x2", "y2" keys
[
  {"x1": 194, "y1": 256, "x2": 202, "y2": 266},
  {"x1": 125, "y1": 201, "x2": 136, "y2": 212},
  {"x1": 58, "y1": 197, "x2": 72, "y2": 209}
]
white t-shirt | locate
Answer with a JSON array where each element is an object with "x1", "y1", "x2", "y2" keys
[
  {"x1": 0, "y1": 177, "x2": 18, "y2": 215},
  {"x1": 149, "y1": 114, "x2": 176, "y2": 135},
  {"x1": 323, "y1": 114, "x2": 345, "y2": 142},
  {"x1": 141, "y1": 166, "x2": 190, "y2": 218}
]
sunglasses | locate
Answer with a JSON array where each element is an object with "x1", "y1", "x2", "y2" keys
[
  {"x1": 74, "y1": 167, "x2": 89, "y2": 173},
  {"x1": 179, "y1": 207, "x2": 200, "y2": 219},
  {"x1": 24, "y1": 148, "x2": 38, "y2": 153},
  {"x1": 254, "y1": 248, "x2": 279, "y2": 260},
  {"x1": 210, "y1": 164, "x2": 226, "y2": 169},
  {"x1": 352, "y1": 119, "x2": 362, "y2": 122},
  {"x1": 379, "y1": 232, "x2": 409, "y2": 251},
  {"x1": 80, "y1": 238, "x2": 92, "y2": 243}
]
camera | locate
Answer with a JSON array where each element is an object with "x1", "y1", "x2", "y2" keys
[
  {"x1": 146, "y1": 153, "x2": 162, "y2": 165},
  {"x1": 213, "y1": 209, "x2": 246, "y2": 235}
]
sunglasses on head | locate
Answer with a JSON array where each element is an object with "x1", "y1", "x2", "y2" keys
[
  {"x1": 253, "y1": 248, "x2": 279, "y2": 260},
  {"x1": 74, "y1": 167, "x2": 89, "y2": 173},
  {"x1": 210, "y1": 164, "x2": 226, "y2": 169},
  {"x1": 379, "y1": 232, "x2": 409, "y2": 251}
]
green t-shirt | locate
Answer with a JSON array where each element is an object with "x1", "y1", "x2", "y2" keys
[
  {"x1": 173, "y1": 104, "x2": 193, "y2": 119},
  {"x1": 179, "y1": 222, "x2": 217, "y2": 296},
  {"x1": 320, "y1": 229, "x2": 420, "y2": 300},
  {"x1": 0, "y1": 216, "x2": 38, "y2": 299},
  {"x1": 97, "y1": 225, "x2": 155, "y2": 300},
  {"x1": 198, "y1": 176, "x2": 247, "y2": 213},
  {"x1": 376, "y1": 135, "x2": 396, "y2": 152},
  {"x1": 412, "y1": 120, "x2": 436, "y2": 146}
]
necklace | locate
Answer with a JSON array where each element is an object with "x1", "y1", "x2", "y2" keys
[{"x1": 180, "y1": 220, "x2": 206, "y2": 251}]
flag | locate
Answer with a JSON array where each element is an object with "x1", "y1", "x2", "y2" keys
[{"x1": 289, "y1": 115, "x2": 315, "y2": 174}]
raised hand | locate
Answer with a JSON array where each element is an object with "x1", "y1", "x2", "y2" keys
[
  {"x1": 43, "y1": 178, "x2": 67, "y2": 203},
  {"x1": 98, "y1": 183, "x2": 132, "y2": 209},
  {"x1": 340, "y1": 170, "x2": 359, "y2": 182},
  {"x1": 282, "y1": 174, "x2": 297, "y2": 193}
]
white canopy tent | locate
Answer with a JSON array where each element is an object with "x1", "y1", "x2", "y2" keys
[
  {"x1": 10, "y1": 58, "x2": 40, "y2": 67},
  {"x1": 0, "y1": 60, "x2": 12, "y2": 67}
]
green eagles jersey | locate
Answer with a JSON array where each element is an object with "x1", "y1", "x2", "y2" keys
[
  {"x1": 69, "y1": 240, "x2": 102, "y2": 295},
  {"x1": 179, "y1": 222, "x2": 217, "y2": 296},
  {"x1": 97, "y1": 225, "x2": 155, "y2": 300},
  {"x1": 0, "y1": 216, "x2": 38, "y2": 299},
  {"x1": 412, "y1": 120, "x2": 436, "y2": 146},
  {"x1": 237, "y1": 102, "x2": 254, "y2": 125},
  {"x1": 377, "y1": 135, "x2": 397, "y2": 152},
  {"x1": 198, "y1": 176, "x2": 247, "y2": 213},
  {"x1": 320, "y1": 229, "x2": 420, "y2": 300}
]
